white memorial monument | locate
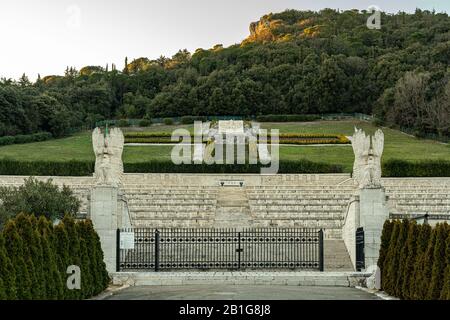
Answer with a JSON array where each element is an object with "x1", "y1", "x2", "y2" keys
[
  {"x1": 343, "y1": 128, "x2": 389, "y2": 273},
  {"x1": 90, "y1": 127, "x2": 131, "y2": 273}
]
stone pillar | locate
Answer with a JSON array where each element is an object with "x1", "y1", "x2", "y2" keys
[
  {"x1": 358, "y1": 187, "x2": 389, "y2": 269},
  {"x1": 89, "y1": 186, "x2": 120, "y2": 273}
]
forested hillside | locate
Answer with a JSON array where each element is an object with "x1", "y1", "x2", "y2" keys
[{"x1": 0, "y1": 8, "x2": 449, "y2": 138}]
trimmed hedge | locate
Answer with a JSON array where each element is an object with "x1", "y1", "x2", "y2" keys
[
  {"x1": 378, "y1": 220, "x2": 449, "y2": 300},
  {"x1": 181, "y1": 116, "x2": 208, "y2": 124},
  {"x1": 124, "y1": 160, "x2": 343, "y2": 174},
  {"x1": 256, "y1": 114, "x2": 321, "y2": 122},
  {"x1": 138, "y1": 119, "x2": 152, "y2": 127},
  {"x1": 0, "y1": 159, "x2": 94, "y2": 176},
  {"x1": 124, "y1": 132, "x2": 350, "y2": 145},
  {"x1": 0, "y1": 213, "x2": 109, "y2": 300},
  {"x1": 382, "y1": 159, "x2": 450, "y2": 177},
  {"x1": 3, "y1": 158, "x2": 450, "y2": 176},
  {"x1": 0, "y1": 132, "x2": 52, "y2": 146},
  {"x1": 163, "y1": 118, "x2": 174, "y2": 125}
]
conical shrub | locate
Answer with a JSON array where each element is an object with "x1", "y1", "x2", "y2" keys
[
  {"x1": 53, "y1": 221, "x2": 70, "y2": 299},
  {"x1": 383, "y1": 220, "x2": 401, "y2": 294},
  {"x1": 2, "y1": 219, "x2": 32, "y2": 299},
  {"x1": 401, "y1": 221, "x2": 419, "y2": 299},
  {"x1": 36, "y1": 216, "x2": 63, "y2": 299},
  {"x1": 14, "y1": 213, "x2": 44, "y2": 299},
  {"x1": 394, "y1": 219, "x2": 410, "y2": 298},
  {"x1": 440, "y1": 229, "x2": 450, "y2": 300},
  {"x1": 416, "y1": 225, "x2": 437, "y2": 299},
  {"x1": 378, "y1": 220, "x2": 393, "y2": 270},
  {"x1": 0, "y1": 233, "x2": 16, "y2": 299},
  {"x1": 428, "y1": 223, "x2": 448, "y2": 300},
  {"x1": 410, "y1": 223, "x2": 432, "y2": 299}
]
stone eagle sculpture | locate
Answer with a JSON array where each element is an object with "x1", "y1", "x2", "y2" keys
[
  {"x1": 350, "y1": 128, "x2": 384, "y2": 189},
  {"x1": 92, "y1": 127, "x2": 124, "y2": 187}
]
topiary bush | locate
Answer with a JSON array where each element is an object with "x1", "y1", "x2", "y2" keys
[
  {"x1": 138, "y1": 119, "x2": 152, "y2": 127},
  {"x1": 116, "y1": 119, "x2": 130, "y2": 127},
  {"x1": 0, "y1": 132, "x2": 52, "y2": 146},
  {"x1": 163, "y1": 118, "x2": 174, "y2": 125}
]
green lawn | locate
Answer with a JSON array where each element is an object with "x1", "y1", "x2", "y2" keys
[{"x1": 0, "y1": 121, "x2": 448, "y2": 172}]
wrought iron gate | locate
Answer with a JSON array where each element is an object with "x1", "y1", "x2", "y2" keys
[
  {"x1": 117, "y1": 228, "x2": 324, "y2": 272},
  {"x1": 355, "y1": 227, "x2": 365, "y2": 271}
]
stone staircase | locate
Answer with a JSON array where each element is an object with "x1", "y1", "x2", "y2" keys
[
  {"x1": 324, "y1": 240, "x2": 354, "y2": 271},
  {"x1": 214, "y1": 187, "x2": 252, "y2": 228}
]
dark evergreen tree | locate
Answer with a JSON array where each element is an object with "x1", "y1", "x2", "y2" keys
[
  {"x1": 394, "y1": 219, "x2": 410, "y2": 297},
  {"x1": 36, "y1": 216, "x2": 63, "y2": 299},
  {"x1": 0, "y1": 233, "x2": 16, "y2": 299},
  {"x1": 411, "y1": 223, "x2": 432, "y2": 299},
  {"x1": 378, "y1": 220, "x2": 393, "y2": 274},
  {"x1": 440, "y1": 229, "x2": 450, "y2": 300},
  {"x1": 14, "y1": 213, "x2": 43, "y2": 299},
  {"x1": 427, "y1": 223, "x2": 448, "y2": 299},
  {"x1": 53, "y1": 221, "x2": 71, "y2": 299},
  {"x1": 382, "y1": 220, "x2": 400, "y2": 294},
  {"x1": 2, "y1": 220, "x2": 32, "y2": 299},
  {"x1": 401, "y1": 221, "x2": 419, "y2": 299},
  {"x1": 416, "y1": 224, "x2": 437, "y2": 299}
]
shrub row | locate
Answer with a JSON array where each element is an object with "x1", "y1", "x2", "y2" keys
[
  {"x1": 382, "y1": 159, "x2": 450, "y2": 177},
  {"x1": 378, "y1": 220, "x2": 449, "y2": 300},
  {"x1": 0, "y1": 213, "x2": 109, "y2": 300},
  {"x1": 0, "y1": 159, "x2": 94, "y2": 176},
  {"x1": 3, "y1": 158, "x2": 450, "y2": 176},
  {"x1": 124, "y1": 160, "x2": 343, "y2": 174},
  {"x1": 256, "y1": 114, "x2": 321, "y2": 122},
  {"x1": 181, "y1": 116, "x2": 208, "y2": 124},
  {"x1": 124, "y1": 133, "x2": 350, "y2": 145},
  {"x1": 0, "y1": 132, "x2": 52, "y2": 146}
]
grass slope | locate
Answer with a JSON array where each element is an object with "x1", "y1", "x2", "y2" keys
[{"x1": 0, "y1": 121, "x2": 448, "y2": 172}]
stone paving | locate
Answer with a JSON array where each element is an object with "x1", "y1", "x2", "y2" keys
[{"x1": 104, "y1": 284, "x2": 381, "y2": 300}]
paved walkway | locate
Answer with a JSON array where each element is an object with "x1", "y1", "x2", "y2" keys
[{"x1": 105, "y1": 285, "x2": 380, "y2": 300}]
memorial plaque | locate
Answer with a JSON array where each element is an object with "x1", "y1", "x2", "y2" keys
[{"x1": 218, "y1": 120, "x2": 244, "y2": 134}]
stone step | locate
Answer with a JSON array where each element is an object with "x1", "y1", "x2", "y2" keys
[
  {"x1": 324, "y1": 240, "x2": 354, "y2": 272},
  {"x1": 112, "y1": 271, "x2": 371, "y2": 287}
]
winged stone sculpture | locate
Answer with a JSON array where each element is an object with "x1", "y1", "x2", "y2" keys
[
  {"x1": 92, "y1": 127, "x2": 124, "y2": 187},
  {"x1": 350, "y1": 128, "x2": 384, "y2": 189}
]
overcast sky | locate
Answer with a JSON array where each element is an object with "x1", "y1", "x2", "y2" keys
[{"x1": 0, "y1": 0, "x2": 448, "y2": 81}]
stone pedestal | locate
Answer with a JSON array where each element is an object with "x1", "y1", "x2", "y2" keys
[
  {"x1": 358, "y1": 187, "x2": 389, "y2": 269},
  {"x1": 89, "y1": 186, "x2": 121, "y2": 273}
]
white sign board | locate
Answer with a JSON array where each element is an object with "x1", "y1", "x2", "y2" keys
[
  {"x1": 120, "y1": 232, "x2": 135, "y2": 250},
  {"x1": 218, "y1": 120, "x2": 244, "y2": 135},
  {"x1": 220, "y1": 180, "x2": 244, "y2": 187}
]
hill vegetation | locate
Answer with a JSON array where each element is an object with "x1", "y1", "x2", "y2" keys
[{"x1": 0, "y1": 8, "x2": 449, "y2": 139}]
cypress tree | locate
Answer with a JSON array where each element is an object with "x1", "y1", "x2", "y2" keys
[
  {"x1": 440, "y1": 229, "x2": 450, "y2": 300},
  {"x1": 416, "y1": 224, "x2": 437, "y2": 299},
  {"x1": 36, "y1": 216, "x2": 63, "y2": 299},
  {"x1": 383, "y1": 220, "x2": 401, "y2": 295},
  {"x1": 428, "y1": 223, "x2": 448, "y2": 299},
  {"x1": 394, "y1": 219, "x2": 410, "y2": 298},
  {"x1": 401, "y1": 221, "x2": 419, "y2": 299},
  {"x1": 14, "y1": 213, "x2": 43, "y2": 299},
  {"x1": 378, "y1": 220, "x2": 393, "y2": 270},
  {"x1": 76, "y1": 221, "x2": 93, "y2": 298},
  {"x1": 2, "y1": 220, "x2": 32, "y2": 299},
  {"x1": 411, "y1": 223, "x2": 432, "y2": 299},
  {"x1": 62, "y1": 215, "x2": 82, "y2": 299},
  {"x1": 87, "y1": 220, "x2": 109, "y2": 292},
  {"x1": 0, "y1": 233, "x2": 16, "y2": 299},
  {"x1": 0, "y1": 277, "x2": 5, "y2": 300},
  {"x1": 53, "y1": 222, "x2": 71, "y2": 299}
]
